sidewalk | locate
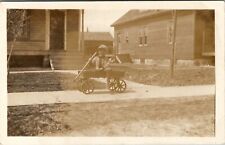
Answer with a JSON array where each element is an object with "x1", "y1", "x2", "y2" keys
[
  {"x1": 8, "y1": 78, "x2": 215, "y2": 106},
  {"x1": 9, "y1": 70, "x2": 78, "y2": 74}
]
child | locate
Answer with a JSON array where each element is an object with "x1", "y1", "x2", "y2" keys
[{"x1": 91, "y1": 44, "x2": 110, "y2": 70}]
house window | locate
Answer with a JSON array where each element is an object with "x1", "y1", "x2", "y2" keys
[
  {"x1": 138, "y1": 29, "x2": 143, "y2": 46},
  {"x1": 139, "y1": 27, "x2": 148, "y2": 46},
  {"x1": 139, "y1": 36, "x2": 143, "y2": 46},
  {"x1": 144, "y1": 35, "x2": 147, "y2": 45},
  {"x1": 167, "y1": 20, "x2": 173, "y2": 44},
  {"x1": 117, "y1": 33, "x2": 121, "y2": 43},
  {"x1": 125, "y1": 32, "x2": 129, "y2": 43},
  {"x1": 7, "y1": 9, "x2": 30, "y2": 41},
  {"x1": 143, "y1": 27, "x2": 148, "y2": 46}
]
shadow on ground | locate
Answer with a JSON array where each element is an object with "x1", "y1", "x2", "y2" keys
[
  {"x1": 91, "y1": 89, "x2": 135, "y2": 95},
  {"x1": 7, "y1": 72, "x2": 106, "y2": 93}
]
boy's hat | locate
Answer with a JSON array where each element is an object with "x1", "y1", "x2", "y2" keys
[{"x1": 98, "y1": 44, "x2": 108, "y2": 51}]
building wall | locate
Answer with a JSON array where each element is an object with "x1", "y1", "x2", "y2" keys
[
  {"x1": 8, "y1": 10, "x2": 80, "y2": 53},
  {"x1": 29, "y1": 10, "x2": 46, "y2": 41},
  {"x1": 194, "y1": 10, "x2": 215, "y2": 58},
  {"x1": 66, "y1": 10, "x2": 80, "y2": 50},
  {"x1": 7, "y1": 10, "x2": 46, "y2": 52},
  {"x1": 84, "y1": 40, "x2": 113, "y2": 55},
  {"x1": 114, "y1": 11, "x2": 195, "y2": 60},
  {"x1": 7, "y1": 9, "x2": 83, "y2": 69}
]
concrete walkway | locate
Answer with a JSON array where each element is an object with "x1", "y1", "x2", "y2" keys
[
  {"x1": 8, "y1": 77, "x2": 215, "y2": 106},
  {"x1": 9, "y1": 70, "x2": 78, "y2": 74}
]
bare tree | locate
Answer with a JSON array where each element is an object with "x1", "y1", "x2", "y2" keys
[{"x1": 7, "y1": 9, "x2": 29, "y2": 74}]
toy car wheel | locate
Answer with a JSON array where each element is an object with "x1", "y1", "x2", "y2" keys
[
  {"x1": 81, "y1": 79, "x2": 94, "y2": 94},
  {"x1": 107, "y1": 78, "x2": 117, "y2": 92},
  {"x1": 115, "y1": 80, "x2": 126, "y2": 93},
  {"x1": 77, "y1": 78, "x2": 84, "y2": 91}
]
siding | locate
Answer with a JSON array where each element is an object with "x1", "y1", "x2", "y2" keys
[
  {"x1": 7, "y1": 41, "x2": 46, "y2": 55},
  {"x1": 194, "y1": 11, "x2": 215, "y2": 58},
  {"x1": 114, "y1": 11, "x2": 195, "y2": 60},
  {"x1": 7, "y1": 10, "x2": 46, "y2": 53},
  {"x1": 7, "y1": 9, "x2": 83, "y2": 69},
  {"x1": 66, "y1": 10, "x2": 80, "y2": 50},
  {"x1": 84, "y1": 40, "x2": 113, "y2": 55},
  {"x1": 29, "y1": 10, "x2": 46, "y2": 41},
  {"x1": 8, "y1": 41, "x2": 45, "y2": 50},
  {"x1": 175, "y1": 12, "x2": 195, "y2": 59}
]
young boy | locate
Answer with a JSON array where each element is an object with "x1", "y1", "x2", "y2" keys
[{"x1": 91, "y1": 44, "x2": 110, "y2": 70}]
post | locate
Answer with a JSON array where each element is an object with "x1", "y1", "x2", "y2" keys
[
  {"x1": 170, "y1": 10, "x2": 177, "y2": 78},
  {"x1": 80, "y1": 9, "x2": 84, "y2": 52},
  {"x1": 64, "y1": 10, "x2": 67, "y2": 50},
  {"x1": 45, "y1": 10, "x2": 50, "y2": 50}
]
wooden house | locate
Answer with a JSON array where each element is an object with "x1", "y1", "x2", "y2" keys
[
  {"x1": 84, "y1": 32, "x2": 113, "y2": 56},
  {"x1": 111, "y1": 10, "x2": 215, "y2": 65},
  {"x1": 7, "y1": 9, "x2": 85, "y2": 69}
]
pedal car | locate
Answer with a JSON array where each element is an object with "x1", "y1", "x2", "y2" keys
[
  {"x1": 77, "y1": 69, "x2": 126, "y2": 94},
  {"x1": 75, "y1": 52, "x2": 127, "y2": 94}
]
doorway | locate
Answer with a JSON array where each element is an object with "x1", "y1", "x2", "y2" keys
[{"x1": 50, "y1": 10, "x2": 65, "y2": 50}]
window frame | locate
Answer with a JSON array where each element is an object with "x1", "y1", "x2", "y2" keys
[
  {"x1": 138, "y1": 29, "x2": 143, "y2": 47},
  {"x1": 125, "y1": 32, "x2": 129, "y2": 43},
  {"x1": 139, "y1": 36, "x2": 143, "y2": 46},
  {"x1": 143, "y1": 35, "x2": 148, "y2": 46},
  {"x1": 167, "y1": 20, "x2": 173, "y2": 45},
  {"x1": 143, "y1": 26, "x2": 148, "y2": 46},
  {"x1": 117, "y1": 32, "x2": 121, "y2": 43}
]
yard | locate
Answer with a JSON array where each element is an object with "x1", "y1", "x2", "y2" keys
[
  {"x1": 8, "y1": 95, "x2": 214, "y2": 136},
  {"x1": 6, "y1": 7, "x2": 216, "y2": 138},
  {"x1": 7, "y1": 65, "x2": 215, "y2": 136},
  {"x1": 7, "y1": 72, "x2": 105, "y2": 93},
  {"x1": 112, "y1": 64, "x2": 215, "y2": 86},
  {"x1": 7, "y1": 65, "x2": 215, "y2": 93}
]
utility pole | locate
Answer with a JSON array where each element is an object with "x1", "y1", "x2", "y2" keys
[
  {"x1": 170, "y1": 10, "x2": 177, "y2": 78},
  {"x1": 81, "y1": 9, "x2": 84, "y2": 52}
]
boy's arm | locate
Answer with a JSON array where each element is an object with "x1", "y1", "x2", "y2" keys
[
  {"x1": 94, "y1": 57, "x2": 102, "y2": 70},
  {"x1": 95, "y1": 58, "x2": 100, "y2": 69}
]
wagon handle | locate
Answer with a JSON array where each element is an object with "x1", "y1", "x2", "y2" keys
[{"x1": 74, "y1": 52, "x2": 97, "y2": 80}]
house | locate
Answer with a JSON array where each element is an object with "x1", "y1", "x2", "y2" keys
[
  {"x1": 111, "y1": 10, "x2": 215, "y2": 65},
  {"x1": 84, "y1": 32, "x2": 113, "y2": 56},
  {"x1": 7, "y1": 9, "x2": 85, "y2": 70}
]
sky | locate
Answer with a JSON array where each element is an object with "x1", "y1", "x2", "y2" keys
[{"x1": 84, "y1": 9, "x2": 129, "y2": 36}]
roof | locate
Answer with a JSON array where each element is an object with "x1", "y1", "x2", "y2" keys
[
  {"x1": 84, "y1": 32, "x2": 113, "y2": 41},
  {"x1": 111, "y1": 10, "x2": 170, "y2": 26}
]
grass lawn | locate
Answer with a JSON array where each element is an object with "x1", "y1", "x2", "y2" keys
[
  {"x1": 113, "y1": 65, "x2": 215, "y2": 86},
  {"x1": 8, "y1": 95, "x2": 215, "y2": 136},
  {"x1": 8, "y1": 65, "x2": 215, "y2": 93},
  {"x1": 7, "y1": 72, "x2": 106, "y2": 93},
  {"x1": 7, "y1": 69, "x2": 215, "y2": 136}
]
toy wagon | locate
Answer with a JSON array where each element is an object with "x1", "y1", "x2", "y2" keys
[{"x1": 75, "y1": 52, "x2": 127, "y2": 94}]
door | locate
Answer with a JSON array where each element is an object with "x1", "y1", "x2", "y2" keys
[{"x1": 50, "y1": 10, "x2": 65, "y2": 50}]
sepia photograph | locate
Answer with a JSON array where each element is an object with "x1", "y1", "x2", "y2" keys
[
  {"x1": 0, "y1": 1, "x2": 224, "y2": 145},
  {"x1": 6, "y1": 8, "x2": 216, "y2": 137}
]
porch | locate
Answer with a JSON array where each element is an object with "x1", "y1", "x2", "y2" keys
[{"x1": 7, "y1": 9, "x2": 85, "y2": 69}]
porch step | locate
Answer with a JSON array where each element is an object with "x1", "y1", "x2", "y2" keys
[{"x1": 50, "y1": 50, "x2": 87, "y2": 70}]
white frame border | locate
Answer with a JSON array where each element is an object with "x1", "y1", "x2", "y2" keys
[{"x1": 0, "y1": 1, "x2": 224, "y2": 145}]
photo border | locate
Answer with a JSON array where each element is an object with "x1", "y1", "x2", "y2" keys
[{"x1": 0, "y1": 1, "x2": 224, "y2": 145}]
